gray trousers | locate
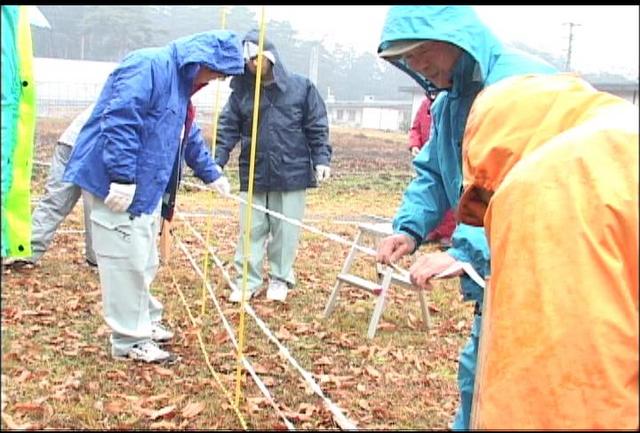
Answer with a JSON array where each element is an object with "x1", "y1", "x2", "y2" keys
[
  {"x1": 31, "y1": 142, "x2": 95, "y2": 263},
  {"x1": 86, "y1": 194, "x2": 163, "y2": 355},
  {"x1": 234, "y1": 190, "x2": 306, "y2": 293}
]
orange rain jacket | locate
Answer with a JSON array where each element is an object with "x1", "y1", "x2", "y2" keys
[{"x1": 458, "y1": 74, "x2": 639, "y2": 429}]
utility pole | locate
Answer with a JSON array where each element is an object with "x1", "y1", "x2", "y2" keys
[
  {"x1": 563, "y1": 22, "x2": 581, "y2": 71},
  {"x1": 309, "y1": 43, "x2": 319, "y2": 86}
]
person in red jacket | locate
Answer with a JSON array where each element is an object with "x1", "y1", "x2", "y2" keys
[{"x1": 408, "y1": 93, "x2": 455, "y2": 249}]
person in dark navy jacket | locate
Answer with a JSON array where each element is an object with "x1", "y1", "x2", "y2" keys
[
  {"x1": 64, "y1": 30, "x2": 245, "y2": 364},
  {"x1": 215, "y1": 29, "x2": 332, "y2": 304}
]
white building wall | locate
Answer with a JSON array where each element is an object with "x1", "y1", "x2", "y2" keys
[
  {"x1": 32, "y1": 57, "x2": 232, "y2": 121},
  {"x1": 411, "y1": 93, "x2": 426, "y2": 123},
  {"x1": 361, "y1": 107, "x2": 401, "y2": 131}
]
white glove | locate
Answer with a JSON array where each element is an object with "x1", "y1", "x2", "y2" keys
[
  {"x1": 210, "y1": 175, "x2": 231, "y2": 196},
  {"x1": 104, "y1": 182, "x2": 136, "y2": 213},
  {"x1": 315, "y1": 164, "x2": 331, "y2": 183}
]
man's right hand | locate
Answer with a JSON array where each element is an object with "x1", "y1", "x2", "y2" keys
[
  {"x1": 376, "y1": 233, "x2": 416, "y2": 265},
  {"x1": 210, "y1": 175, "x2": 231, "y2": 196},
  {"x1": 410, "y1": 147, "x2": 420, "y2": 157},
  {"x1": 104, "y1": 182, "x2": 136, "y2": 212}
]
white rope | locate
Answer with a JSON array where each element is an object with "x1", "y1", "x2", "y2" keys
[
  {"x1": 176, "y1": 239, "x2": 296, "y2": 430},
  {"x1": 178, "y1": 213, "x2": 358, "y2": 430},
  {"x1": 182, "y1": 181, "x2": 378, "y2": 258}
]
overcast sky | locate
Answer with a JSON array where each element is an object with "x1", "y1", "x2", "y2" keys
[{"x1": 247, "y1": 5, "x2": 639, "y2": 79}]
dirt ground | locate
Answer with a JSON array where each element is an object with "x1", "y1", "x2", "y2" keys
[{"x1": 1, "y1": 119, "x2": 473, "y2": 430}]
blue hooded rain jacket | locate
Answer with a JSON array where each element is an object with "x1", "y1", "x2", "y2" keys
[
  {"x1": 378, "y1": 6, "x2": 557, "y2": 430},
  {"x1": 215, "y1": 30, "x2": 331, "y2": 192},
  {"x1": 63, "y1": 30, "x2": 245, "y2": 217}
]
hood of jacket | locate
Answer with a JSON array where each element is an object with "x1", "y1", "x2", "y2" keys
[
  {"x1": 169, "y1": 29, "x2": 245, "y2": 82},
  {"x1": 230, "y1": 29, "x2": 289, "y2": 92},
  {"x1": 378, "y1": 6, "x2": 555, "y2": 92},
  {"x1": 459, "y1": 73, "x2": 638, "y2": 225}
]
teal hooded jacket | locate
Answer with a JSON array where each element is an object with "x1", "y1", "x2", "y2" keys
[{"x1": 378, "y1": 6, "x2": 557, "y2": 300}]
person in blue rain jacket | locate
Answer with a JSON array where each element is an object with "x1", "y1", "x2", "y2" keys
[
  {"x1": 374, "y1": 6, "x2": 557, "y2": 429},
  {"x1": 63, "y1": 30, "x2": 245, "y2": 365}
]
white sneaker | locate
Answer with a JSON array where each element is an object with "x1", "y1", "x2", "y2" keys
[
  {"x1": 266, "y1": 279, "x2": 288, "y2": 302},
  {"x1": 113, "y1": 340, "x2": 179, "y2": 364},
  {"x1": 229, "y1": 289, "x2": 254, "y2": 303},
  {"x1": 151, "y1": 321, "x2": 174, "y2": 344}
]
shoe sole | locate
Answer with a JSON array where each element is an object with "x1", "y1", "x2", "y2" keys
[
  {"x1": 5, "y1": 261, "x2": 36, "y2": 270},
  {"x1": 152, "y1": 338, "x2": 173, "y2": 346},
  {"x1": 113, "y1": 353, "x2": 180, "y2": 365}
]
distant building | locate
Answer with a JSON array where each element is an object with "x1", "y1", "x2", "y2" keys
[
  {"x1": 401, "y1": 78, "x2": 639, "y2": 119},
  {"x1": 589, "y1": 82, "x2": 638, "y2": 105},
  {"x1": 326, "y1": 97, "x2": 412, "y2": 131}
]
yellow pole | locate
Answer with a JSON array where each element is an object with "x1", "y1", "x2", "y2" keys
[
  {"x1": 201, "y1": 5, "x2": 229, "y2": 316},
  {"x1": 235, "y1": 5, "x2": 267, "y2": 408}
]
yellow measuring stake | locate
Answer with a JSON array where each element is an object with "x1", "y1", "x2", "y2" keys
[
  {"x1": 235, "y1": 5, "x2": 267, "y2": 409},
  {"x1": 201, "y1": 5, "x2": 230, "y2": 317}
]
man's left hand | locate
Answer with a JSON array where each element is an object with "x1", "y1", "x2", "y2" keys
[
  {"x1": 409, "y1": 251, "x2": 462, "y2": 290},
  {"x1": 315, "y1": 165, "x2": 331, "y2": 183}
]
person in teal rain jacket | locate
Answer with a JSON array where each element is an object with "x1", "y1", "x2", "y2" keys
[
  {"x1": 63, "y1": 30, "x2": 245, "y2": 365},
  {"x1": 374, "y1": 6, "x2": 557, "y2": 429}
]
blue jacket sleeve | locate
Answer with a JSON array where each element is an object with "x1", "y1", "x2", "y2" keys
[
  {"x1": 447, "y1": 223, "x2": 490, "y2": 302},
  {"x1": 101, "y1": 58, "x2": 153, "y2": 183},
  {"x1": 214, "y1": 92, "x2": 242, "y2": 168},
  {"x1": 393, "y1": 135, "x2": 450, "y2": 248},
  {"x1": 303, "y1": 83, "x2": 331, "y2": 166},
  {"x1": 184, "y1": 120, "x2": 222, "y2": 184}
]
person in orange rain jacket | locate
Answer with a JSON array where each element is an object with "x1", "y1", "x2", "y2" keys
[{"x1": 457, "y1": 73, "x2": 638, "y2": 429}]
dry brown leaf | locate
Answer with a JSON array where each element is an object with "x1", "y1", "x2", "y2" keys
[
  {"x1": 251, "y1": 362, "x2": 270, "y2": 375},
  {"x1": 144, "y1": 392, "x2": 170, "y2": 404},
  {"x1": 313, "y1": 356, "x2": 333, "y2": 366},
  {"x1": 153, "y1": 366, "x2": 174, "y2": 377},
  {"x1": 390, "y1": 350, "x2": 405, "y2": 362},
  {"x1": 365, "y1": 365, "x2": 381, "y2": 378},
  {"x1": 149, "y1": 405, "x2": 176, "y2": 420},
  {"x1": 141, "y1": 370, "x2": 152, "y2": 384},
  {"x1": 275, "y1": 326, "x2": 296, "y2": 341},
  {"x1": 131, "y1": 404, "x2": 156, "y2": 418},
  {"x1": 358, "y1": 399, "x2": 371, "y2": 411},
  {"x1": 149, "y1": 420, "x2": 177, "y2": 429},
  {"x1": 181, "y1": 401, "x2": 205, "y2": 419},
  {"x1": 1, "y1": 412, "x2": 33, "y2": 430},
  {"x1": 261, "y1": 376, "x2": 276, "y2": 387},
  {"x1": 104, "y1": 400, "x2": 126, "y2": 414},
  {"x1": 247, "y1": 397, "x2": 268, "y2": 413},
  {"x1": 63, "y1": 329, "x2": 82, "y2": 339},
  {"x1": 212, "y1": 330, "x2": 230, "y2": 345},
  {"x1": 298, "y1": 402, "x2": 316, "y2": 416},
  {"x1": 13, "y1": 402, "x2": 43, "y2": 412}
]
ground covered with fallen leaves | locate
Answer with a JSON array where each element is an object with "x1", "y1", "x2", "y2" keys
[{"x1": 1, "y1": 120, "x2": 474, "y2": 430}]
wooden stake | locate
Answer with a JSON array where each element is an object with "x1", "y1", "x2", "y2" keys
[{"x1": 160, "y1": 218, "x2": 173, "y2": 264}]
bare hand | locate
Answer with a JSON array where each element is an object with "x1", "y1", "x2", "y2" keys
[
  {"x1": 376, "y1": 234, "x2": 416, "y2": 265},
  {"x1": 410, "y1": 147, "x2": 420, "y2": 157},
  {"x1": 409, "y1": 251, "x2": 460, "y2": 290}
]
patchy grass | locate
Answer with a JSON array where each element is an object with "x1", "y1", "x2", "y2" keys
[{"x1": 1, "y1": 120, "x2": 474, "y2": 429}]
